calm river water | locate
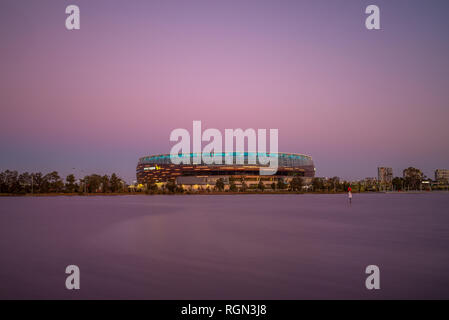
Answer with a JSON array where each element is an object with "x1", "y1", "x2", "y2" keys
[{"x1": 1, "y1": 193, "x2": 448, "y2": 299}]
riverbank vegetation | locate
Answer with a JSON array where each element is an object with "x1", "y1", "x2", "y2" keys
[
  {"x1": 1, "y1": 167, "x2": 447, "y2": 196},
  {"x1": 0, "y1": 170, "x2": 126, "y2": 195}
]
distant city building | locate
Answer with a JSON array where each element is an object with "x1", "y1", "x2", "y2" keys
[
  {"x1": 435, "y1": 169, "x2": 449, "y2": 182},
  {"x1": 378, "y1": 167, "x2": 393, "y2": 184}
]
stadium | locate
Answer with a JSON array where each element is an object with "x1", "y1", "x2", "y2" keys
[{"x1": 136, "y1": 152, "x2": 315, "y2": 190}]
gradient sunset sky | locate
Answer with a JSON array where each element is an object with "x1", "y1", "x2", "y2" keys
[{"x1": 1, "y1": 0, "x2": 448, "y2": 182}]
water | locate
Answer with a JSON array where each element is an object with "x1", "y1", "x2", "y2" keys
[{"x1": 0, "y1": 193, "x2": 448, "y2": 299}]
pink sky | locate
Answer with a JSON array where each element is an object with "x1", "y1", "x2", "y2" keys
[{"x1": 1, "y1": 0, "x2": 448, "y2": 182}]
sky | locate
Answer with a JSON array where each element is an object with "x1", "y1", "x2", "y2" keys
[{"x1": 1, "y1": 0, "x2": 448, "y2": 182}]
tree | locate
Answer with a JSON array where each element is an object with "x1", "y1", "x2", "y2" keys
[
  {"x1": 0, "y1": 170, "x2": 19, "y2": 193},
  {"x1": 110, "y1": 173, "x2": 121, "y2": 192},
  {"x1": 329, "y1": 176, "x2": 340, "y2": 192},
  {"x1": 289, "y1": 176, "x2": 304, "y2": 192},
  {"x1": 277, "y1": 179, "x2": 287, "y2": 190},
  {"x1": 18, "y1": 172, "x2": 32, "y2": 193},
  {"x1": 101, "y1": 175, "x2": 110, "y2": 193},
  {"x1": 229, "y1": 179, "x2": 238, "y2": 192},
  {"x1": 65, "y1": 174, "x2": 77, "y2": 193},
  {"x1": 85, "y1": 174, "x2": 102, "y2": 193},
  {"x1": 146, "y1": 182, "x2": 158, "y2": 193},
  {"x1": 392, "y1": 177, "x2": 404, "y2": 191},
  {"x1": 31, "y1": 172, "x2": 44, "y2": 193},
  {"x1": 43, "y1": 171, "x2": 64, "y2": 193},
  {"x1": 312, "y1": 177, "x2": 323, "y2": 192},
  {"x1": 215, "y1": 178, "x2": 225, "y2": 192},
  {"x1": 165, "y1": 181, "x2": 177, "y2": 193},
  {"x1": 403, "y1": 167, "x2": 423, "y2": 190},
  {"x1": 0, "y1": 171, "x2": 6, "y2": 193},
  {"x1": 257, "y1": 180, "x2": 265, "y2": 191}
]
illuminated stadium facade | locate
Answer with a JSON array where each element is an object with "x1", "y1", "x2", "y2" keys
[{"x1": 137, "y1": 152, "x2": 315, "y2": 188}]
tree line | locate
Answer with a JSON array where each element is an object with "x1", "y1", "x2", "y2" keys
[
  {"x1": 310, "y1": 167, "x2": 433, "y2": 192},
  {"x1": 143, "y1": 176, "x2": 307, "y2": 194},
  {"x1": 0, "y1": 170, "x2": 126, "y2": 194}
]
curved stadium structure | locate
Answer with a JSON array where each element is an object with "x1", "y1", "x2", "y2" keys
[{"x1": 137, "y1": 152, "x2": 315, "y2": 188}]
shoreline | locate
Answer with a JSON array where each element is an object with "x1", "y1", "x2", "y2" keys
[{"x1": 1, "y1": 191, "x2": 446, "y2": 197}]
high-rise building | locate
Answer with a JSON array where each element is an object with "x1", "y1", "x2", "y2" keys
[
  {"x1": 435, "y1": 169, "x2": 449, "y2": 182},
  {"x1": 378, "y1": 167, "x2": 393, "y2": 184}
]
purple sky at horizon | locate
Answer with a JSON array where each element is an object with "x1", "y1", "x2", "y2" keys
[{"x1": 1, "y1": 0, "x2": 448, "y2": 183}]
